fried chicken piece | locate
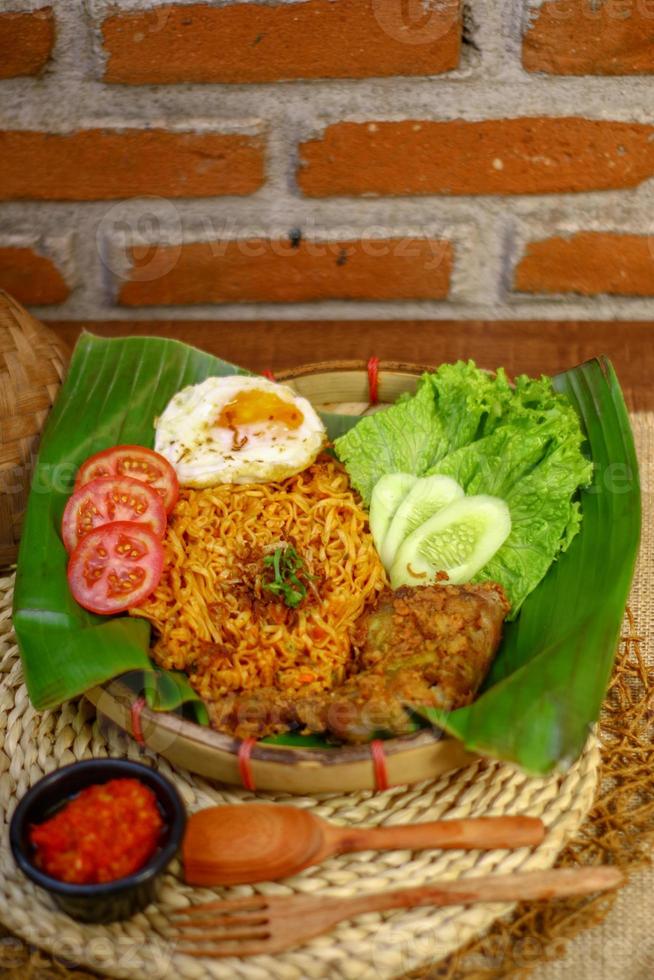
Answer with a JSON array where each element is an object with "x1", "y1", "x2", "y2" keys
[
  {"x1": 292, "y1": 666, "x2": 437, "y2": 742},
  {"x1": 295, "y1": 582, "x2": 510, "y2": 742},
  {"x1": 207, "y1": 582, "x2": 510, "y2": 743},
  {"x1": 358, "y1": 581, "x2": 509, "y2": 698},
  {"x1": 209, "y1": 688, "x2": 299, "y2": 741}
]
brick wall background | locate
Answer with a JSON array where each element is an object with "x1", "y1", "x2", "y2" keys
[{"x1": 1, "y1": 0, "x2": 654, "y2": 325}]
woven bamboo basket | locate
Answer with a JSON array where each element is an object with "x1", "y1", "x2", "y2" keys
[
  {"x1": 86, "y1": 359, "x2": 478, "y2": 794},
  {"x1": 0, "y1": 290, "x2": 68, "y2": 568}
]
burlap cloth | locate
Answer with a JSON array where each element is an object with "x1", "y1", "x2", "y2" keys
[{"x1": 1, "y1": 415, "x2": 652, "y2": 979}]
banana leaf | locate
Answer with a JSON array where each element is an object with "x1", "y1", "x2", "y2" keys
[
  {"x1": 12, "y1": 333, "x2": 361, "y2": 731},
  {"x1": 13, "y1": 336, "x2": 245, "y2": 720},
  {"x1": 13, "y1": 336, "x2": 640, "y2": 773},
  {"x1": 415, "y1": 358, "x2": 640, "y2": 773}
]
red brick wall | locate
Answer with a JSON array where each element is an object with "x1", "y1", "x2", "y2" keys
[{"x1": 1, "y1": 1, "x2": 653, "y2": 321}]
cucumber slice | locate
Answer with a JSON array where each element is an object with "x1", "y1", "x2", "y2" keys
[
  {"x1": 369, "y1": 473, "x2": 417, "y2": 557},
  {"x1": 380, "y1": 474, "x2": 464, "y2": 571},
  {"x1": 390, "y1": 494, "x2": 511, "y2": 589}
]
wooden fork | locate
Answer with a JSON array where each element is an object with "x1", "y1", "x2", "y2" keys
[{"x1": 170, "y1": 865, "x2": 622, "y2": 957}]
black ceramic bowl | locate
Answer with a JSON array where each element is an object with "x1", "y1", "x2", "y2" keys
[{"x1": 9, "y1": 758, "x2": 186, "y2": 924}]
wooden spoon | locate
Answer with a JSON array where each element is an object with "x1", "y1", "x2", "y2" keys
[{"x1": 183, "y1": 804, "x2": 546, "y2": 885}]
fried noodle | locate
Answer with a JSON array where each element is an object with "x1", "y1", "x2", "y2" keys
[{"x1": 131, "y1": 458, "x2": 388, "y2": 704}]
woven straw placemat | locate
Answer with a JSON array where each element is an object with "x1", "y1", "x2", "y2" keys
[
  {"x1": 3, "y1": 415, "x2": 653, "y2": 980},
  {"x1": 0, "y1": 570, "x2": 598, "y2": 979},
  {"x1": 0, "y1": 629, "x2": 599, "y2": 975}
]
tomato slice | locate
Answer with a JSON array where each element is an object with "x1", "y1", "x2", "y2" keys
[
  {"x1": 67, "y1": 522, "x2": 164, "y2": 614},
  {"x1": 62, "y1": 476, "x2": 167, "y2": 553},
  {"x1": 75, "y1": 445, "x2": 179, "y2": 514}
]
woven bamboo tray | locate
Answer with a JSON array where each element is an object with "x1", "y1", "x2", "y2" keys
[
  {"x1": 0, "y1": 291, "x2": 68, "y2": 567},
  {"x1": 86, "y1": 360, "x2": 477, "y2": 794}
]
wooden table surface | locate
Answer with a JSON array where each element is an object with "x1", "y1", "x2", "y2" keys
[{"x1": 49, "y1": 319, "x2": 654, "y2": 413}]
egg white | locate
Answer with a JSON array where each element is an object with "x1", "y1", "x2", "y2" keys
[{"x1": 154, "y1": 375, "x2": 327, "y2": 487}]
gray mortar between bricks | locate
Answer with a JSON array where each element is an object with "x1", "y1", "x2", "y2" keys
[{"x1": 1, "y1": 0, "x2": 654, "y2": 323}]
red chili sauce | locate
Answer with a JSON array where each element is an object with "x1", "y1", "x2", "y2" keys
[{"x1": 29, "y1": 778, "x2": 164, "y2": 884}]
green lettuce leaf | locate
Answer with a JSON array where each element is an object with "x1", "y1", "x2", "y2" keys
[
  {"x1": 335, "y1": 360, "x2": 593, "y2": 615},
  {"x1": 430, "y1": 417, "x2": 592, "y2": 616},
  {"x1": 334, "y1": 361, "x2": 513, "y2": 505},
  {"x1": 332, "y1": 380, "x2": 441, "y2": 504}
]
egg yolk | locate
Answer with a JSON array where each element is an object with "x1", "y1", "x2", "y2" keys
[{"x1": 216, "y1": 390, "x2": 304, "y2": 431}]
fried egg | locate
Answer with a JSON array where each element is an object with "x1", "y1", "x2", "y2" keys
[{"x1": 154, "y1": 375, "x2": 327, "y2": 487}]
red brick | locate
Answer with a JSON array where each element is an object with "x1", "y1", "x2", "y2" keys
[
  {"x1": 118, "y1": 238, "x2": 453, "y2": 306},
  {"x1": 0, "y1": 247, "x2": 69, "y2": 305},
  {"x1": 102, "y1": 0, "x2": 461, "y2": 84},
  {"x1": 524, "y1": 0, "x2": 654, "y2": 75},
  {"x1": 514, "y1": 233, "x2": 654, "y2": 296},
  {"x1": 298, "y1": 117, "x2": 654, "y2": 196},
  {"x1": 0, "y1": 8, "x2": 54, "y2": 79},
  {"x1": 0, "y1": 129, "x2": 265, "y2": 201}
]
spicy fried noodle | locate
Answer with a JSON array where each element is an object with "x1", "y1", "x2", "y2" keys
[{"x1": 131, "y1": 458, "x2": 387, "y2": 707}]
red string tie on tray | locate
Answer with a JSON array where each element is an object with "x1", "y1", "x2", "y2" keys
[
  {"x1": 262, "y1": 369, "x2": 276, "y2": 381},
  {"x1": 130, "y1": 696, "x2": 147, "y2": 746},
  {"x1": 370, "y1": 739, "x2": 390, "y2": 792},
  {"x1": 367, "y1": 357, "x2": 380, "y2": 405},
  {"x1": 238, "y1": 738, "x2": 257, "y2": 791}
]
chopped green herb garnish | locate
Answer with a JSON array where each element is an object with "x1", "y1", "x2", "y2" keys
[{"x1": 262, "y1": 546, "x2": 315, "y2": 609}]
